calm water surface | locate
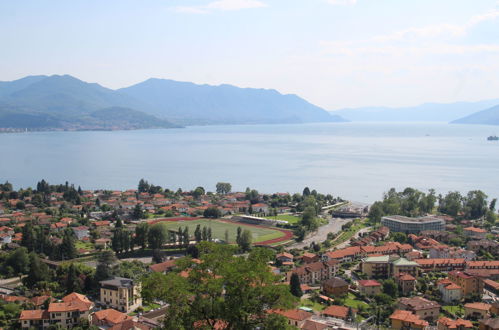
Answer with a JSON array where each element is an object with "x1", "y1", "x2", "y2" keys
[{"x1": 1, "y1": 122, "x2": 498, "y2": 203}]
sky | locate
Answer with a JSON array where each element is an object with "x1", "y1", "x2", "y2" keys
[{"x1": 1, "y1": 0, "x2": 499, "y2": 110}]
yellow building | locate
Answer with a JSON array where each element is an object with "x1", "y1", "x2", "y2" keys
[{"x1": 99, "y1": 277, "x2": 142, "y2": 313}]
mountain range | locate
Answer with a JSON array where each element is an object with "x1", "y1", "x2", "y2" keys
[
  {"x1": 452, "y1": 104, "x2": 499, "y2": 125},
  {"x1": 331, "y1": 99, "x2": 499, "y2": 124},
  {"x1": 0, "y1": 75, "x2": 345, "y2": 131}
]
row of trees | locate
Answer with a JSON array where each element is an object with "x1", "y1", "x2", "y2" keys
[
  {"x1": 21, "y1": 224, "x2": 77, "y2": 261},
  {"x1": 368, "y1": 187, "x2": 497, "y2": 224}
]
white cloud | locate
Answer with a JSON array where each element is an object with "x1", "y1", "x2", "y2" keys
[
  {"x1": 373, "y1": 9, "x2": 499, "y2": 42},
  {"x1": 175, "y1": 0, "x2": 267, "y2": 14},
  {"x1": 326, "y1": 0, "x2": 357, "y2": 5}
]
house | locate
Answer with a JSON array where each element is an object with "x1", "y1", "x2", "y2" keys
[
  {"x1": 464, "y1": 227, "x2": 487, "y2": 239},
  {"x1": 251, "y1": 203, "x2": 269, "y2": 214},
  {"x1": 448, "y1": 271, "x2": 483, "y2": 297},
  {"x1": 20, "y1": 293, "x2": 93, "y2": 329},
  {"x1": 361, "y1": 255, "x2": 419, "y2": 278},
  {"x1": 415, "y1": 258, "x2": 466, "y2": 272},
  {"x1": 19, "y1": 310, "x2": 50, "y2": 329},
  {"x1": 389, "y1": 310, "x2": 429, "y2": 329},
  {"x1": 398, "y1": 297, "x2": 441, "y2": 322},
  {"x1": 437, "y1": 317, "x2": 473, "y2": 330},
  {"x1": 288, "y1": 259, "x2": 340, "y2": 285},
  {"x1": 396, "y1": 273, "x2": 417, "y2": 295},
  {"x1": 484, "y1": 279, "x2": 499, "y2": 294},
  {"x1": 100, "y1": 277, "x2": 142, "y2": 313},
  {"x1": 95, "y1": 238, "x2": 111, "y2": 249},
  {"x1": 276, "y1": 252, "x2": 294, "y2": 263},
  {"x1": 357, "y1": 279, "x2": 382, "y2": 296},
  {"x1": 322, "y1": 277, "x2": 349, "y2": 297},
  {"x1": 302, "y1": 252, "x2": 319, "y2": 264},
  {"x1": 468, "y1": 240, "x2": 499, "y2": 255},
  {"x1": 464, "y1": 302, "x2": 491, "y2": 319},
  {"x1": 73, "y1": 226, "x2": 89, "y2": 240},
  {"x1": 480, "y1": 317, "x2": 499, "y2": 330},
  {"x1": 322, "y1": 305, "x2": 351, "y2": 320},
  {"x1": 437, "y1": 279, "x2": 462, "y2": 304},
  {"x1": 301, "y1": 319, "x2": 329, "y2": 330},
  {"x1": 109, "y1": 318, "x2": 152, "y2": 330},
  {"x1": 149, "y1": 260, "x2": 177, "y2": 273},
  {"x1": 91, "y1": 308, "x2": 132, "y2": 327},
  {"x1": 271, "y1": 309, "x2": 313, "y2": 328},
  {"x1": 429, "y1": 246, "x2": 476, "y2": 261}
]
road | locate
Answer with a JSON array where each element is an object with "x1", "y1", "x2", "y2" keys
[
  {"x1": 332, "y1": 226, "x2": 372, "y2": 250},
  {"x1": 286, "y1": 217, "x2": 352, "y2": 250}
]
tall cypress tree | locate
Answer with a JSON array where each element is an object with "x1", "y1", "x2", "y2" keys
[{"x1": 290, "y1": 273, "x2": 303, "y2": 297}]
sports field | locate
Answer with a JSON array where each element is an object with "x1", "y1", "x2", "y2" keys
[{"x1": 152, "y1": 218, "x2": 291, "y2": 244}]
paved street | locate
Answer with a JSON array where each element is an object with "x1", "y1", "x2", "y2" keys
[{"x1": 287, "y1": 217, "x2": 352, "y2": 250}]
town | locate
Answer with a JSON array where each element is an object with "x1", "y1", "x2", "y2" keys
[{"x1": 0, "y1": 181, "x2": 497, "y2": 329}]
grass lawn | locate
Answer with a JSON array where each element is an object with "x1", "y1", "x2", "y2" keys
[
  {"x1": 300, "y1": 298, "x2": 326, "y2": 311},
  {"x1": 264, "y1": 214, "x2": 301, "y2": 224},
  {"x1": 343, "y1": 293, "x2": 369, "y2": 309},
  {"x1": 331, "y1": 220, "x2": 367, "y2": 247},
  {"x1": 158, "y1": 219, "x2": 285, "y2": 244},
  {"x1": 75, "y1": 241, "x2": 94, "y2": 250},
  {"x1": 443, "y1": 305, "x2": 464, "y2": 316}
]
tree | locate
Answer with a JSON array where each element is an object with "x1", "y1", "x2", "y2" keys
[
  {"x1": 24, "y1": 253, "x2": 50, "y2": 288},
  {"x1": 152, "y1": 249, "x2": 165, "y2": 264},
  {"x1": 183, "y1": 227, "x2": 190, "y2": 247},
  {"x1": 65, "y1": 263, "x2": 81, "y2": 293},
  {"x1": 138, "y1": 179, "x2": 150, "y2": 193},
  {"x1": 236, "y1": 227, "x2": 242, "y2": 245},
  {"x1": 141, "y1": 242, "x2": 296, "y2": 329},
  {"x1": 194, "y1": 224, "x2": 202, "y2": 243},
  {"x1": 148, "y1": 224, "x2": 168, "y2": 249},
  {"x1": 202, "y1": 226, "x2": 208, "y2": 242},
  {"x1": 301, "y1": 206, "x2": 318, "y2": 231},
  {"x1": 439, "y1": 191, "x2": 463, "y2": 216},
  {"x1": 382, "y1": 279, "x2": 398, "y2": 298},
  {"x1": 238, "y1": 229, "x2": 252, "y2": 252},
  {"x1": 95, "y1": 250, "x2": 117, "y2": 282},
  {"x1": 203, "y1": 207, "x2": 221, "y2": 219},
  {"x1": 464, "y1": 190, "x2": 488, "y2": 219},
  {"x1": 134, "y1": 222, "x2": 149, "y2": 249},
  {"x1": 224, "y1": 229, "x2": 229, "y2": 244},
  {"x1": 192, "y1": 187, "x2": 205, "y2": 199},
  {"x1": 289, "y1": 273, "x2": 303, "y2": 297},
  {"x1": 132, "y1": 204, "x2": 144, "y2": 220},
  {"x1": 216, "y1": 182, "x2": 232, "y2": 195},
  {"x1": 303, "y1": 187, "x2": 311, "y2": 196},
  {"x1": 59, "y1": 230, "x2": 77, "y2": 260},
  {"x1": 486, "y1": 210, "x2": 497, "y2": 225},
  {"x1": 7, "y1": 248, "x2": 30, "y2": 277},
  {"x1": 368, "y1": 201, "x2": 384, "y2": 224},
  {"x1": 391, "y1": 232, "x2": 407, "y2": 244},
  {"x1": 21, "y1": 223, "x2": 36, "y2": 252},
  {"x1": 207, "y1": 227, "x2": 212, "y2": 242}
]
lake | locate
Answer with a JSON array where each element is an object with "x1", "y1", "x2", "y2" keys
[{"x1": 1, "y1": 122, "x2": 498, "y2": 203}]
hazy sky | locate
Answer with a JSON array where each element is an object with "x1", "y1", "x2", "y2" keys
[{"x1": 1, "y1": 0, "x2": 499, "y2": 109}]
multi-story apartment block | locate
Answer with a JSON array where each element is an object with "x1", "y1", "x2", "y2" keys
[
  {"x1": 381, "y1": 215, "x2": 445, "y2": 234},
  {"x1": 99, "y1": 277, "x2": 142, "y2": 313}
]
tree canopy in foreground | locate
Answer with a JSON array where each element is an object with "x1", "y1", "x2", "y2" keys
[{"x1": 141, "y1": 242, "x2": 297, "y2": 329}]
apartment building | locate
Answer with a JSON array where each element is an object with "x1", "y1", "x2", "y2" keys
[
  {"x1": 99, "y1": 277, "x2": 142, "y2": 313},
  {"x1": 381, "y1": 215, "x2": 445, "y2": 234}
]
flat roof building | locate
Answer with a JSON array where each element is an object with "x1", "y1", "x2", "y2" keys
[{"x1": 381, "y1": 215, "x2": 445, "y2": 234}]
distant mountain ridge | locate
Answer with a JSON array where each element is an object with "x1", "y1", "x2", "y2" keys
[
  {"x1": 0, "y1": 75, "x2": 344, "y2": 131},
  {"x1": 119, "y1": 78, "x2": 346, "y2": 125},
  {"x1": 452, "y1": 104, "x2": 499, "y2": 125},
  {"x1": 330, "y1": 99, "x2": 499, "y2": 122}
]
